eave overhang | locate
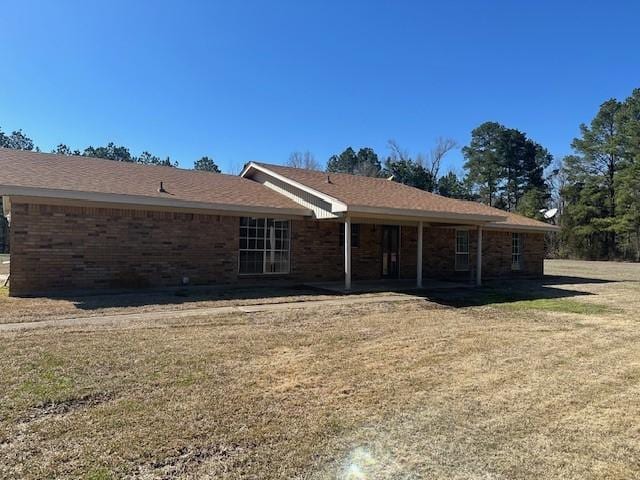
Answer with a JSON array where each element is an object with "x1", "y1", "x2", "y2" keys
[{"x1": 0, "y1": 185, "x2": 312, "y2": 218}]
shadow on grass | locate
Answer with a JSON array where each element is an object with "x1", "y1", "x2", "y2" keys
[
  {"x1": 19, "y1": 275, "x2": 615, "y2": 313},
  {"x1": 540, "y1": 274, "x2": 619, "y2": 286},
  {"x1": 48, "y1": 284, "x2": 339, "y2": 312},
  {"x1": 417, "y1": 281, "x2": 596, "y2": 309}
]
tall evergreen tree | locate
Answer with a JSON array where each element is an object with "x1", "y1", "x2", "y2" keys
[
  {"x1": 463, "y1": 122, "x2": 551, "y2": 212},
  {"x1": 383, "y1": 158, "x2": 434, "y2": 191},
  {"x1": 437, "y1": 171, "x2": 473, "y2": 199},
  {"x1": 462, "y1": 122, "x2": 504, "y2": 206},
  {"x1": 566, "y1": 99, "x2": 625, "y2": 256},
  {"x1": 0, "y1": 127, "x2": 35, "y2": 151},
  {"x1": 194, "y1": 156, "x2": 221, "y2": 173},
  {"x1": 53, "y1": 144, "x2": 81, "y2": 155},
  {"x1": 614, "y1": 89, "x2": 640, "y2": 259},
  {"x1": 327, "y1": 147, "x2": 381, "y2": 176},
  {"x1": 83, "y1": 143, "x2": 135, "y2": 162}
]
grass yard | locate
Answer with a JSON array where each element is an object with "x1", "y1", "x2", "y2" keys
[{"x1": 1, "y1": 260, "x2": 640, "y2": 479}]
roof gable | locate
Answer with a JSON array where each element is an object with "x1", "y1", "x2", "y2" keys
[
  {"x1": 243, "y1": 162, "x2": 505, "y2": 222},
  {"x1": 242, "y1": 162, "x2": 558, "y2": 231}
]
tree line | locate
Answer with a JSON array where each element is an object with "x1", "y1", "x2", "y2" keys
[
  {"x1": 0, "y1": 130, "x2": 221, "y2": 173},
  {"x1": 558, "y1": 89, "x2": 640, "y2": 261}
]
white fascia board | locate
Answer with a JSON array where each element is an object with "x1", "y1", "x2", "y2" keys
[
  {"x1": 344, "y1": 205, "x2": 506, "y2": 223},
  {"x1": 0, "y1": 185, "x2": 312, "y2": 217},
  {"x1": 241, "y1": 163, "x2": 348, "y2": 211},
  {"x1": 485, "y1": 222, "x2": 560, "y2": 233}
]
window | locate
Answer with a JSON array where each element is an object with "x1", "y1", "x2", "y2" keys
[
  {"x1": 512, "y1": 233, "x2": 522, "y2": 270},
  {"x1": 455, "y1": 230, "x2": 470, "y2": 271},
  {"x1": 239, "y1": 217, "x2": 290, "y2": 274},
  {"x1": 339, "y1": 223, "x2": 360, "y2": 248}
]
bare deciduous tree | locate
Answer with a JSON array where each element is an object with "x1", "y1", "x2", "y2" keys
[
  {"x1": 387, "y1": 139, "x2": 410, "y2": 163},
  {"x1": 428, "y1": 137, "x2": 458, "y2": 182},
  {"x1": 286, "y1": 151, "x2": 320, "y2": 170},
  {"x1": 386, "y1": 138, "x2": 458, "y2": 191}
]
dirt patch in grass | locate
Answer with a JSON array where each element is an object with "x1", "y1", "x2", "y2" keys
[
  {"x1": 1, "y1": 261, "x2": 640, "y2": 478},
  {"x1": 19, "y1": 392, "x2": 115, "y2": 424}
]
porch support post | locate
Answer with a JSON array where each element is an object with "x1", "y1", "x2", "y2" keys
[
  {"x1": 344, "y1": 217, "x2": 352, "y2": 291},
  {"x1": 476, "y1": 226, "x2": 483, "y2": 286},
  {"x1": 417, "y1": 221, "x2": 423, "y2": 288}
]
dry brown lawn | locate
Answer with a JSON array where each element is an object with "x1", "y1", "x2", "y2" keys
[{"x1": 1, "y1": 260, "x2": 639, "y2": 479}]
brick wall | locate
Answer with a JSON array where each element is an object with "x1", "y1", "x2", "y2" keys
[
  {"x1": 10, "y1": 202, "x2": 239, "y2": 295},
  {"x1": 420, "y1": 227, "x2": 544, "y2": 281},
  {"x1": 289, "y1": 220, "x2": 342, "y2": 281},
  {"x1": 482, "y1": 229, "x2": 544, "y2": 278},
  {"x1": 9, "y1": 201, "x2": 545, "y2": 295},
  {"x1": 290, "y1": 221, "x2": 382, "y2": 281},
  {"x1": 399, "y1": 226, "x2": 418, "y2": 279}
]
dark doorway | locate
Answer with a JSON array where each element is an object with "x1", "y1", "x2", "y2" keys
[{"x1": 381, "y1": 225, "x2": 400, "y2": 278}]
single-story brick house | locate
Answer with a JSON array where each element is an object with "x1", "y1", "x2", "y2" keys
[{"x1": 0, "y1": 148, "x2": 558, "y2": 296}]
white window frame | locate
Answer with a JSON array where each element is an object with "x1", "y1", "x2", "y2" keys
[
  {"x1": 512, "y1": 232, "x2": 522, "y2": 271},
  {"x1": 455, "y1": 229, "x2": 470, "y2": 271},
  {"x1": 239, "y1": 217, "x2": 291, "y2": 275}
]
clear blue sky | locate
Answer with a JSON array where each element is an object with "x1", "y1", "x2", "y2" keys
[{"x1": 1, "y1": 0, "x2": 638, "y2": 174}]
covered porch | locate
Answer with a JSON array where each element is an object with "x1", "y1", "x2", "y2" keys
[{"x1": 335, "y1": 216, "x2": 487, "y2": 291}]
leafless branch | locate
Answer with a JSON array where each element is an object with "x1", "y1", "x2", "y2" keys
[
  {"x1": 286, "y1": 151, "x2": 320, "y2": 170},
  {"x1": 428, "y1": 137, "x2": 458, "y2": 180}
]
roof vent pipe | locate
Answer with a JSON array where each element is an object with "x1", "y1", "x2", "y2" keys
[
  {"x1": 158, "y1": 181, "x2": 167, "y2": 193},
  {"x1": 326, "y1": 174, "x2": 332, "y2": 184}
]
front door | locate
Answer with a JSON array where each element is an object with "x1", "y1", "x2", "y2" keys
[{"x1": 381, "y1": 225, "x2": 400, "y2": 278}]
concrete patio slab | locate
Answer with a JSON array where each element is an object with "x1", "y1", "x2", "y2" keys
[{"x1": 306, "y1": 278, "x2": 474, "y2": 294}]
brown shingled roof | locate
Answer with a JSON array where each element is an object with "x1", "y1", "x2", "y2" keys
[
  {"x1": 0, "y1": 148, "x2": 309, "y2": 215},
  {"x1": 252, "y1": 163, "x2": 504, "y2": 217},
  {"x1": 489, "y1": 210, "x2": 559, "y2": 231},
  {"x1": 248, "y1": 162, "x2": 557, "y2": 231}
]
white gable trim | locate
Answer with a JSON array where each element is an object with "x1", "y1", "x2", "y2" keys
[{"x1": 241, "y1": 162, "x2": 348, "y2": 212}]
